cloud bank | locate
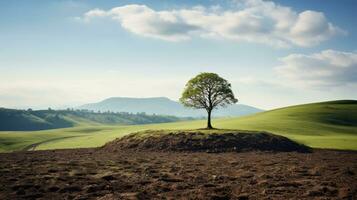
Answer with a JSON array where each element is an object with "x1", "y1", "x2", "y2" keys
[
  {"x1": 81, "y1": 0, "x2": 345, "y2": 47},
  {"x1": 275, "y1": 50, "x2": 357, "y2": 87}
]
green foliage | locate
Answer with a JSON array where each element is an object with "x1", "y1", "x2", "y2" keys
[
  {"x1": 180, "y1": 72, "x2": 237, "y2": 109},
  {"x1": 180, "y1": 72, "x2": 237, "y2": 128}
]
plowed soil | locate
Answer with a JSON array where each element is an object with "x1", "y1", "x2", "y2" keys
[{"x1": 0, "y1": 148, "x2": 356, "y2": 199}]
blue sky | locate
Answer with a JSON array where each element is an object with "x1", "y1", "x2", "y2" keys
[{"x1": 0, "y1": 0, "x2": 356, "y2": 109}]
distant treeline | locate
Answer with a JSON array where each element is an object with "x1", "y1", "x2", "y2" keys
[{"x1": 0, "y1": 108, "x2": 194, "y2": 131}]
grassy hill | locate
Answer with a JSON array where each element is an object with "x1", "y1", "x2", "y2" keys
[
  {"x1": 0, "y1": 100, "x2": 356, "y2": 152},
  {"x1": 216, "y1": 100, "x2": 357, "y2": 150},
  {"x1": 0, "y1": 108, "x2": 75, "y2": 131},
  {"x1": 0, "y1": 108, "x2": 192, "y2": 131}
]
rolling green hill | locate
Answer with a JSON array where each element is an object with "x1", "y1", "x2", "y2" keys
[
  {"x1": 0, "y1": 108, "x2": 192, "y2": 131},
  {"x1": 0, "y1": 100, "x2": 356, "y2": 152},
  {"x1": 216, "y1": 100, "x2": 357, "y2": 149}
]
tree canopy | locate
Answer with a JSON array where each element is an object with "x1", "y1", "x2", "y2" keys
[{"x1": 180, "y1": 72, "x2": 238, "y2": 129}]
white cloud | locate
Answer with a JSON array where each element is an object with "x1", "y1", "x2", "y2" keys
[
  {"x1": 80, "y1": 0, "x2": 345, "y2": 47},
  {"x1": 275, "y1": 50, "x2": 357, "y2": 87},
  {"x1": 84, "y1": 8, "x2": 108, "y2": 18},
  {"x1": 290, "y1": 11, "x2": 345, "y2": 46},
  {"x1": 84, "y1": 5, "x2": 199, "y2": 41}
]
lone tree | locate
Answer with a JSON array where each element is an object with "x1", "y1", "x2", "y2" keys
[{"x1": 180, "y1": 72, "x2": 238, "y2": 129}]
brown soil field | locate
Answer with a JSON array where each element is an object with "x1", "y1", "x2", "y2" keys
[{"x1": 0, "y1": 148, "x2": 356, "y2": 200}]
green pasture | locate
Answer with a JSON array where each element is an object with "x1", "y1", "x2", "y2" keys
[{"x1": 1, "y1": 100, "x2": 356, "y2": 152}]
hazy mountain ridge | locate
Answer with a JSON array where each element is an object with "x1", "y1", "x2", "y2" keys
[{"x1": 79, "y1": 97, "x2": 263, "y2": 117}]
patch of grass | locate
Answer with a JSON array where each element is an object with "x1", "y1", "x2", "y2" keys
[{"x1": 0, "y1": 100, "x2": 356, "y2": 152}]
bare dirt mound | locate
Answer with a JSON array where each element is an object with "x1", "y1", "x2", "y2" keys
[{"x1": 103, "y1": 130, "x2": 311, "y2": 153}]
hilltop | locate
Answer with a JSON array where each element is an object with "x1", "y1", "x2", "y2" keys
[
  {"x1": 103, "y1": 129, "x2": 310, "y2": 153},
  {"x1": 79, "y1": 97, "x2": 263, "y2": 117}
]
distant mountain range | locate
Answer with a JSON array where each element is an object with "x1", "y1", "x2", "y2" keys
[{"x1": 79, "y1": 97, "x2": 263, "y2": 117}]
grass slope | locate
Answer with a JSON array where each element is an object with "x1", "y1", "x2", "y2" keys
[
  {"x1": 0, "y1": 100, "x2": 356, "y2": 152},
  {"x1": 216, "y1": 100, "x2": 357, "y2": 150},
  {"x1": 0, "y1": 108, "x2": 191, "y2": 131}
]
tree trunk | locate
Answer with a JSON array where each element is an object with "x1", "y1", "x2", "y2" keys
[{"x1": 207, "y1": 109, "x2": 213, "y2": 129}]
